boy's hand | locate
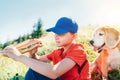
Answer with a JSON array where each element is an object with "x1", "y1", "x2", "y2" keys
[
  {"x1": 2, "y1": 45, "x2": 22, "y2": 60},
  {"x1": 1, "y1": 39, "x2": 43, "y2": 59},
  {"x1": 29, "y1": 47, "x2": 38, "y2": 58}
]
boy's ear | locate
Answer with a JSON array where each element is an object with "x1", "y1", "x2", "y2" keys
[{"x1": 73, "y1": 33, "x2": 77, "y2": 39}]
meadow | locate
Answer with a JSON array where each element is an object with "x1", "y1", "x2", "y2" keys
[{"x1": 0, "y1": 25, "x2": 120, "y2": 80}]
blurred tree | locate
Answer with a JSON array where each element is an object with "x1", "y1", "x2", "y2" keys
[
  {"x1": 2, "y1": 41, "x2": 13, "y2": 49},
  {"x1": 1, "y1": 18, "x2": 44, "y2": 49},
  {"x1": 0, "y1": 43, "x2": 3, "y2": 49},
  {"x1": 0, "y1": 43, "x2": 3, "y2": 50},
  {"x1": 17, "y1": 36, "x2": 23, "y2": 43},
  {"x1": 31, "y1": 19, "x2": 43, "y2": 38}
]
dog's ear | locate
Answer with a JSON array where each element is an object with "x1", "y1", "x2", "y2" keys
[{"x1": 105, "y1": 27, "x2": 120, "y2": 48}]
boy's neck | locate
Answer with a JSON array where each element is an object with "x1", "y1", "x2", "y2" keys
[{"x1": 62, "y1": 42, "x2": 74, "y2": 53}]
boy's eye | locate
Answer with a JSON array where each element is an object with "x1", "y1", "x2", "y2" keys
[
  {"x1": 59, "y1": 34, "x2": 65, "y2": 36},
  {"x1": 55, "y1": 34, "x2": 65, "y2": 37}
]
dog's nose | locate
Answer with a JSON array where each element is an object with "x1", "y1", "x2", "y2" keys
[{"x1": 90, "y1": 40, "x2": 94, "y2": 45}]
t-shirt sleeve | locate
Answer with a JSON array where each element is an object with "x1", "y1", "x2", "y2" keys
[
  {"x1": 66, "y1": 46, "x2": 87, "y2": 66},
  {"x1": 46, "y1": 51, "x2": 55, "y2": 61},
  {"x1": 46, "y1": 49, "x2": 62, "y2": 61}
]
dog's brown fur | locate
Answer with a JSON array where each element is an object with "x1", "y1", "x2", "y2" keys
[{"x1": 90, "y1": 27, "x2": 120, "y2": 79}]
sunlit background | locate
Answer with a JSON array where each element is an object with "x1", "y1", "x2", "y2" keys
[{"x1": 0, "y1": 0, "x2": 120, "y2": 43}]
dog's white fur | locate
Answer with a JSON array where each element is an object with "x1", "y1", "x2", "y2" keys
[{"x1": 90, "y1": 27, "x2": 120, "y2": 79}]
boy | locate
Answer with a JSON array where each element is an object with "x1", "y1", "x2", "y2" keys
[{"x1": 3, "y1": 17, "x2": 91, "y2": 80}]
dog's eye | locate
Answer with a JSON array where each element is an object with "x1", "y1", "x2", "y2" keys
[{"x1": 99, "y1": 33, "x2": 104, "y2": 36}]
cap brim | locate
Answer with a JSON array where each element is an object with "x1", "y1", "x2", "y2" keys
[{"x1": 46, "y1": 27, "x2": 68, "y2": 34}]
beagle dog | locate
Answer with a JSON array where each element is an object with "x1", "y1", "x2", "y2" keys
[{"x1": 89, "y1": 27, "x2": 120, "y2": 79}]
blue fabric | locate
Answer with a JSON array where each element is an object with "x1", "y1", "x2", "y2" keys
[
  {"x1": 46, "y1": 17, "x2": 78, "y2": 34},
  {"x1": 24, "y1": 68, "x2": 61, "y2": 80}
]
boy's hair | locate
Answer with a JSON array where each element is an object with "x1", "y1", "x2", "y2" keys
[{"x1": 46, "y1": 17, "x2": 78, "y2": 34}]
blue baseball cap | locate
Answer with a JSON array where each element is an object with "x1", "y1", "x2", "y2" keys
[{"x1": 46, "y1": 17, "x2": 78, "y2": 34}]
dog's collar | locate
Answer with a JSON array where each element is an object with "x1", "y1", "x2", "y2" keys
[
  {"x1": 98, "y1": 49, "x2": 103, "y2": 53},
  {"x1": 97, "y1": 43, "x2": 105, "y2": 53},
  {"x1": 112, "y1": 41, "x2": 120, "y2": 49}
]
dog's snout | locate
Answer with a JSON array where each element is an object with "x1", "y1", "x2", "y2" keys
[{"x1": 90, "y1": 40, "x2": 94, "y2": 45}]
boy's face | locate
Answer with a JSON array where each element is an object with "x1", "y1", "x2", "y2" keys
[{"x1": 54, "y1": 32, "x2": 76, "y2": 47}]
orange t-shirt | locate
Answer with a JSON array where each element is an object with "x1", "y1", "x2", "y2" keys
[{"x1": 47, "y1": 43, "x2": 91, "y2": 80}]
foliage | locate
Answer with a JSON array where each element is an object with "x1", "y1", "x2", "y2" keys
[
  {"x1": 2, "y1": 40, "x2": 13, "y2": 49},
  {"x1": 31, "y1": 19, "x2": 44, "y2": 39},
  {"x1": 108, "y1": 69, "x2": 120, "y2": 80},
  {"x1": 0, "y1": 43, "x2": 3, "y2": 49},
  {"x1": 0, "y1": 56, "x2": 28, "y2": 80},
  {"x1": 77, "y1": 26, "x2": 98, "y2": 62},
  {"x1": 10, "y1": 73, "x2": 24, "y2": 80}
]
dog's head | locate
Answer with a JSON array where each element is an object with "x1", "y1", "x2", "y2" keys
[{"x1": 90, "y1": 27, "x2": 120, "y2": 51}]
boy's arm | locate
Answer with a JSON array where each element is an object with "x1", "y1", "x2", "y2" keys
[
  {"x1": 35, "y1": 55, "x2": 50, "y2": 62},
  {"x1": 2, "y1": 46, "x2": 76, "y2": 79},
  {"x1": 17, "y1": 56, "x2": 76, "y2": 79}
]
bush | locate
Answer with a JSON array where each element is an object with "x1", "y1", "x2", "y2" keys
[
  {"x1": 108, "y1": 69, "x2": 120, "y2": 80},
  {"x1": 10, "y1": 73, "x2": 24, "y2": 80}
]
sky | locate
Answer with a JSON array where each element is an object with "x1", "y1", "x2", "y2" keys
[{"x1": 0, "y1": 0, "x2": 120, "y2": 43}]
